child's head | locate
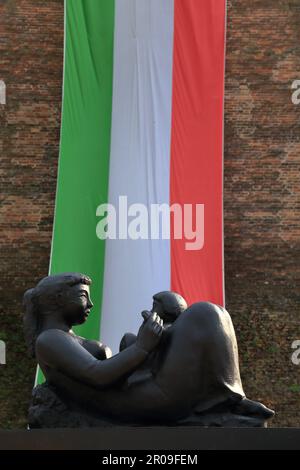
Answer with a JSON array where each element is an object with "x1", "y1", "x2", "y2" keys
[{"x1": 151, "y1": 291, "x2": 187, "y2": 324}]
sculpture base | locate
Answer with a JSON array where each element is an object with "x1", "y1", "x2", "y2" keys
[
  {"x1": 28, "y1": 384, "x2": 113, "y2": 428},
  {"x1": 1, "y1": 428, "x2": 300, "y2": 450}
]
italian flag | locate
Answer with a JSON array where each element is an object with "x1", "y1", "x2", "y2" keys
[{"x1": 49, "y1": 0, "x2": 226, "y2": 355}]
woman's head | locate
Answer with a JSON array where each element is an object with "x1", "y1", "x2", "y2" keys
[{"x1": 23, "y1": 273, "x2": 92, "y2": 357}]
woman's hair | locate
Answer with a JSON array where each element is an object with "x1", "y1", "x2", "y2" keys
[{"x1": 23, "y1": 273, "x2": 91, "y2": 357}]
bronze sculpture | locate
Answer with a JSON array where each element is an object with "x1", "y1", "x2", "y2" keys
[{"x1": 23, "y1": 273, "x2": 274, "y2": 427}]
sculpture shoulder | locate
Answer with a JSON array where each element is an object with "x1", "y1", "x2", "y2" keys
[
  {"x1": 36, "y1": 329, "x2": 74, "y2": 348},
  {"x1": 35, "y1": 329, "x2": 77, "y2": 364}
]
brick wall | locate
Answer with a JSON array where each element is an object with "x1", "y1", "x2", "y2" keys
[
  {"x1": 0, "y1": 0, "x2": 299, "y2": 428},
  {"x1": 224, "y1": 0, "x2": 300, "y2": 426},
  {"x1": 0, "y1": 0, "x2": 64, "y2": 428}
]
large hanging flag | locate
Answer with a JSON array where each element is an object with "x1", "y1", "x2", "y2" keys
[{"x1": 48, "y1": 0, "x2": 226, "y2": 356}]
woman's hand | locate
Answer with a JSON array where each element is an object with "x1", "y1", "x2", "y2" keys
[{"x1": 136, "y1": 312, "x2": 163, "y2": 354}]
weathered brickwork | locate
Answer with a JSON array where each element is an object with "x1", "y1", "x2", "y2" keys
[{"x1": 0, "y1": 0, "x2": 299, "y2": 428}]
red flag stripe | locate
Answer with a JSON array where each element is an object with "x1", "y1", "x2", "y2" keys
[{"x1": 170, "y1": 0, "x2": 226, "y2": 306}]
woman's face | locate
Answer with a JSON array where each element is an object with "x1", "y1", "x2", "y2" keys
[{"x1": 62, "y1": 283, "x2": 93, "y2": 326}]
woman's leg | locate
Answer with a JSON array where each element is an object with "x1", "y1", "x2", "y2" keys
[{"x1": 153, "y1": 302, "x2": 244, "y2": 413}]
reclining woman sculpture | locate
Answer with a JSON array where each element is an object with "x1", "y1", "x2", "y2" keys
[{"x1": 23, "y1": 273, "x2": 274, "y2": 427}]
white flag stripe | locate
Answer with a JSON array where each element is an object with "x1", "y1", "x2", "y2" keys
[{"x1": 100, "y1": 0, "x2": 174, "y2": 353}]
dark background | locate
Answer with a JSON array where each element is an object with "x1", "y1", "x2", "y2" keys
[{"x1": 0, "y1": 0, "x2": 299, "y2": 428}]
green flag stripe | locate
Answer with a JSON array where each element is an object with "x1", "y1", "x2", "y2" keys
[{"x1": 37, "y1": 0, "x2": 115, "y2": 384}]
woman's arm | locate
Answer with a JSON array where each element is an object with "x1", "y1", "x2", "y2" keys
[{"x1": 36, "y1": 314, "x2": 163, "y2": 388}]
